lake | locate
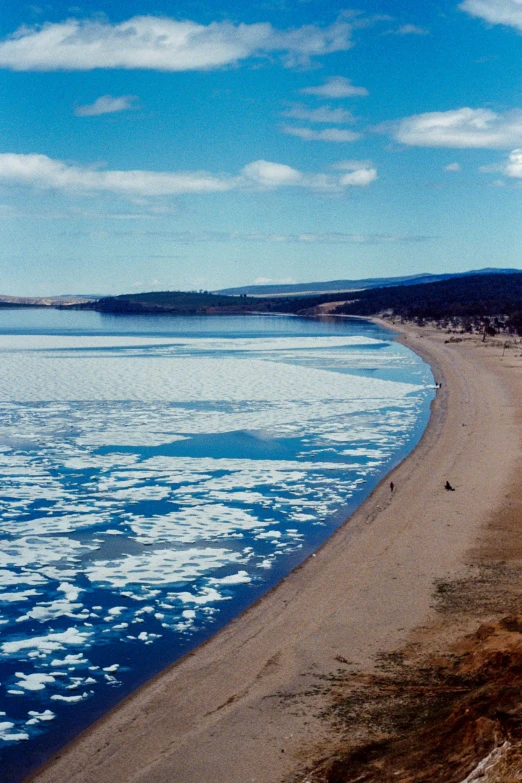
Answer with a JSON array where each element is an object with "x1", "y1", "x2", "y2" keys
[{"x1": 0, "y1": 309, "x2": 434, "y2": 781}]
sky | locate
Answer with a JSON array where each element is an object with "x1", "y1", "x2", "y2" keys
[{"x1": 0, "y1": 0, "x2": 521, "y2": 295}]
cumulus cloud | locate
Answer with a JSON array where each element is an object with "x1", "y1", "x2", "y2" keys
[
  {"x1": 0, "y1": 153, "x2": 377, "y2": 197},
  {"x1": 240, "y1": 158, "x2": 372, "y2": 189},
  {"x1": 332, "y1": 159, "x2": 372, "y2": 170},
  {"x1": 0, "y1": 15, "x2": 354, "y2": 71},
  {"x1": 282, "y1": 125, "x2": 361, "y2": 142},
  {"x1": 74, "y1": 94, "x2": 138, "y2": 117},
  {"x1": 481, "y1": 148, "x2": 522, "y2": 178},
  {"x1": 503, "y1": 148, "x2": 522, "y2": 176},
  {"x1": 281, "y1": 104, "x2": 355, "y2": 124},
  {"x1": 241, "y1": 160, "x2": 303, "y2": 188},
  {"x1": 329, "y1": 159, "x2": 377, "y2": 185},
  {"x1": 444, "y1": 162, "x2": 462, "y2": 171},
  {"x1": 300, "y1": 76, "x2": 368, "y2": 98},
  {"x1": 460, "y1": 0, "x2": 522, "y2": 31},
  {"x1": 0, "y1": 153, "x2": 235, "y2": 196},
  {"x1": 387, "y1": 107, "x2": 522, "y2": 148},
  {"x1": 390, "y1": 24, "x2": 430, "y2": 35},
  {"x1": 339, "y1": 168, "x2": 377, "y2": 185}
]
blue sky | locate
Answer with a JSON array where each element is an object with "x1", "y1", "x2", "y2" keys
[{"x1": 0, "y1": 0, "x2": 521, "y2": 295}]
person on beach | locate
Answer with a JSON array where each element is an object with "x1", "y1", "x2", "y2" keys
[
  {"x1": 445, "y1": 481, "x2": 455, "y2": 491},
  {"x1": 390, "y1": 481, "x2": 394, "y2": 493}
]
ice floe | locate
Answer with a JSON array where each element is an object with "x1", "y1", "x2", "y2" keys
[
  {"x1": 27, "y1": 710, "x2": 55, "y2": 723},
  {"x1": 2, "y1": 628, "x2": 93, "y2": 658},
  {"x1": 86, "y1": 547, "x2": 244, "y2": 588},
  {"x1": 0, "y1": 720, "x2": 29, "y2": 742},
  {"x1": 210, "y1": 571, "x2": 251, "y2": 585},
  {"x1": 50, "y1": 692, "x2": 90, "y2": 704},
  {"x1": 50, "y1": 654, "x2": 88, "y2": 667},
  {"x1": 14, "y1": 673, "x2": 56, "y2": 691},
  {"x1": 0, "y1": 589, "x2": 41, "y2": 603}
]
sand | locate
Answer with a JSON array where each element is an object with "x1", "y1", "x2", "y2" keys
[{"x1": 27, "y1": 321, "x2": 522, "y2": 783}]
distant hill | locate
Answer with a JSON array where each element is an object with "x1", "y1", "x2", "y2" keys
[{"x1": 216, "y1": 268, "x2": 520, "y2": 297}]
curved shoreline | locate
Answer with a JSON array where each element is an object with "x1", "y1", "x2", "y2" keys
[{"x1": 27, "y1": 321, "x2": 521, "y2": 783}]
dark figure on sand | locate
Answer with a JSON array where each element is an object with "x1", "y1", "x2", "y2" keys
[
  {"x1": 445, "y1": 481, "x2": 455, "y2": 491},
  {"x1": 390, "y1": 481, "x2": 394, "y2": 493}
]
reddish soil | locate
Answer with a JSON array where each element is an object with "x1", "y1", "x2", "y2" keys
[{"x1": 300, "y1": 616, "x2": 522, "y2": 783}]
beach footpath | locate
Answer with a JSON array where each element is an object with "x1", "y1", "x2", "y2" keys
[{"x1": 27, "y1": 323, "x2": 522, "y2": 783}]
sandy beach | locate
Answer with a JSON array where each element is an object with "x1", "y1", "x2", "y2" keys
[{"x1": 27, "y1": 321, "x2": 522, "y2": 783}]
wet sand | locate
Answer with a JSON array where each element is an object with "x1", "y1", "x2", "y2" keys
[{"x1": 27, "y1": 322, "x2": 522, "y2": 783}]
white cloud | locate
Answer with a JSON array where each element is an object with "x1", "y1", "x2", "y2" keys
[
  {"x1": 391, "y1": 24, "x2": 430, "y2": 35},
  {"x1": 249, "y1": 231, "x2": 424, "y2": 244},
  {"x1": 327, "y1": 158, "x2": 378, "y2": 185},
  {"x1": 504, "y1": 148, "x2": 522, "y2": 176},
  {"x1": 300, "y1": 76, "x2": 368, "y2": 98},
  {"x1": 136, "y1": 231, "x2": 428, "y2": 244},
  {"x1": 339, "y1": 168, "x2": 377, "y2": 186},
  {"x1": 482, "y1": 148, "x2": 522, "y2": 178},
  {"x1": 0, "y1": 153, "x2": 236, "y2": 196},
  {"x1": 282, "y1": 125, "x2": 361, "y2": 142},
  {"x1": 241, "y1": 160, "x2": 304, "y2": 188},
  {"x1": 460, "y1": 0, "x2": 522, "y2": 31},
  {"x1": 281, "y1": 104, "x2": 355, "y2": 124},
  {"x1": 332, "y1": 159, "x2": 373, "y2": 170},
  {"x1": 388, "y1": 107, "x2": 522, "y2": 148},
  {"x1": 240, "y1": 158, "x2": 372, "y2": 189},
  {"x1": 75, "y1": 94, "x2": 138, "y2": 117},
  {"x1": 444, "y1": 162, "x2": 462, "y2": 171},
  {"x1": 0, "y1": 153, "x2": 377, "y2": 197},
  {"x1": 0, "y1": 15, "x2": 354, "y2": 71}
]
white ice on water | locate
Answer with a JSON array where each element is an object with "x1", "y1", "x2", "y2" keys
[{"x1": 0, "y1": 328, "x2": 431, "y2": 745}]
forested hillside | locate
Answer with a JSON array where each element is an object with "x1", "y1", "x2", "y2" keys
[{"x1": 334, "y1": 273, "x2": 522, "y2": 334}]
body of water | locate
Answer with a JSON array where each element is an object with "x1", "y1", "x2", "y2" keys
[{"x1": 0, "y1": 309, "x2": 434, "y2": 780}]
